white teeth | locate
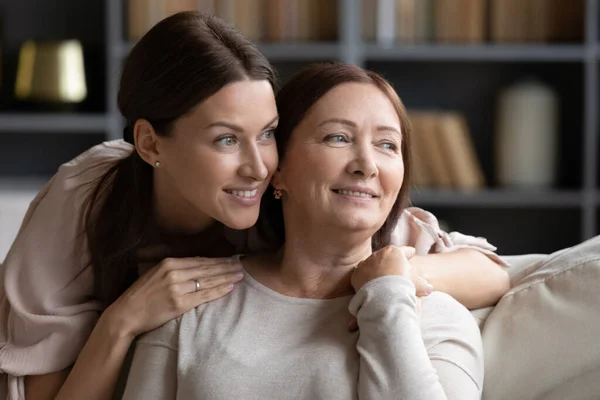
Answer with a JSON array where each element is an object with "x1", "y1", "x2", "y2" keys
[
  {"x1": 336, "y1": 190, "x2": 373, "y2": 198},
  {"x1": 229, "y1": 189, "x2": 258, "y2": 198}
]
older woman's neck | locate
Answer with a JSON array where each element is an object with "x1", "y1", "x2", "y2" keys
[{"x1": 277, "y1": 229, "x2": 373, "y2": 299}]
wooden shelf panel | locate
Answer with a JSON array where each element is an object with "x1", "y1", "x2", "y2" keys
[
  {"x1": 0, "y1": 114, "x2": 108, "y2": 133},
  {"x1": 410, "y1": 189, "x2": 584, "y2": 208},
  {"x1": 365, "y1": 44, "x2": 587, "y2": 62}
]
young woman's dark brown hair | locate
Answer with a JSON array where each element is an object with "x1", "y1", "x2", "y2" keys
[
  {"x1": 90, "y1": 11, "x2": 276, "y2": 305},
  {"x1": 11, "y1": 12, "x2": 280, "y2": 400}
]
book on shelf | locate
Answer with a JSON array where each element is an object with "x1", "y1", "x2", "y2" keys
[
  {"x1": 433, "y1": 0, "x2": 486, "y2": 43},
  {"x1": 363, "y1": 0, "x2": 583, "y2": 45},
  {"x1": 490, "y1": 0, "x2": 584, "y2": 43},
  {"x1": 364, "y1": 0, "x2": 433, "y2": 44},
  {"x1": 127, "y1": 0, "x2": 337, "y2": 43},
  {"x1": 364, "y1": 0, "x2": 485, "y2": 44},
  {"x1": 409, "y1": 110, "x2": 485, "y2": 191}
]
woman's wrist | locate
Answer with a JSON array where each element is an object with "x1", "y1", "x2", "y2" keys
[
  {"x1": 98, "y1": 302, "x2": 139, "y2": 342},
  {"x1": 409, "y1": 254, "x2": 441, "y2": 292}
]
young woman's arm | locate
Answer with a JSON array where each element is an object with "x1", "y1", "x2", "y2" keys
[
  {"x1": 25, "y1": 312, "x2": 133, "y2": 400},
  {"x1": 412, "y1": 248, "x2": 510, "y2": 309},
  {"x1": 25, "y1": 256, "x2": 243, "y2": 400},
  {"x1": 391, "y1": 207, "x2": 511, "y2": 309},
  {"x1": 121, "y1": 320, "x2": 180, "y2": 400}
]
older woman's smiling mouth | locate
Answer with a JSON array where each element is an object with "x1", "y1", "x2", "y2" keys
[{"x1": 332, "y1": 186, "x2": 379, "y2": 199}]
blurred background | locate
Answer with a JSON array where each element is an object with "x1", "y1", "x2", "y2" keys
[{"x1": 0, "y1": 0, "x2": 595, "y2": 261}]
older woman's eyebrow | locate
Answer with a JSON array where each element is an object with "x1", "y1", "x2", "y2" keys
[
  {"x1": 317, "y1": 118, "x2": 357, "y2": 128},
  {"x1": 377, "y1": 126, "x2": 402, "y2": 137},
  {"x1": 318, "y1": 118, "x2": 401, "y2": 136}
]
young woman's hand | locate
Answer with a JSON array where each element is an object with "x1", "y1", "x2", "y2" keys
[{"x1": 102, "y1": 256, "x2": 244, "y2": 338}]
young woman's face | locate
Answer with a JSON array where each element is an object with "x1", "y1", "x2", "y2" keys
[
  {"x1": 156, "y1": 79, "x2": 278, "y2": 231},
  {"x1": 274, "y1": 82, "x2": 404, "y2": 236}
]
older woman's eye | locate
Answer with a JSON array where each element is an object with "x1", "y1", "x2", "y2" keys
[
  {"x1": 325, "y1": 134, "x2": 349, "y2": 143},
  {"x1": 379, "y1": 142, "x2": 397, "y2": 151},
  {"x1": 215, "y1": 135, "x2": 238, "y2": 147}
]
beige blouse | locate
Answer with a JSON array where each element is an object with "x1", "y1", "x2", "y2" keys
[{"x1": 0, "y1": 140, "x2": 507, "y2": 400}]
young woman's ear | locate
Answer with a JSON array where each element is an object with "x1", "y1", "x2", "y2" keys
[{"x1": 134, "y1": 119, "x2": 161, "y2": 167}]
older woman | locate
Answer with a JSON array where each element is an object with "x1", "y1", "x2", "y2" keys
[{"x1": 122, "y1": 63, "x2": 484, "y2": 399}]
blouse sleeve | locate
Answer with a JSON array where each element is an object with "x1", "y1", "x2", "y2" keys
[
  {"x1": 0, "y1": 140, "x2": 133, "y2": 400},
  {"x1": 391, "y1": 207, "x2": 510, "y2": 267}
]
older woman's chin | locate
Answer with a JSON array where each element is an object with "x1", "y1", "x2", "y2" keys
[{"x1": 329, "y1": 214, "x2": 387, "y2": 235}]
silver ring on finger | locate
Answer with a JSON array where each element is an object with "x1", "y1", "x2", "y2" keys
[{"x1": 193, "y1": 279, "x2": 201, "y2": 292}]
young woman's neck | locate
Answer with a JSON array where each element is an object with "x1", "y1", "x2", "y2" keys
[{"x1": 152, "y1": 177, "x2": 214, "y2": 235}]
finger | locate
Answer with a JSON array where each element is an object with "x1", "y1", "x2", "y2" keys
[
  {"x1": 183, "y1": 282, "x2": 237, "y2": 309},
  {"x1": 159, "y1": 256, "x2": 242, "y2": 273},
  {"x1": 413, "y1": 276, "x2": 433, "y2": 297},
  {"x1": 193, "y1": 256, "x2": 242, "y2": 266},
  {"x1": 399, "y1": 246, "x2": 416, "y2": 259},
  {"x1": 188, "y1": 271, "x2": 245, "y2": 293},
  {"x1": 165, "y1": 264, "x2": 244, "y2": 286}
]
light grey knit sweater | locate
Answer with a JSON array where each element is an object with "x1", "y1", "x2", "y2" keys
[{"x1": 123, "y1": 273, "x2": 483, "y2": 399}]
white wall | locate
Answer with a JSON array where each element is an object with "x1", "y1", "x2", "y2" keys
[{"x1": 0, "y1": 180, "x2": 44, "y2": 262}]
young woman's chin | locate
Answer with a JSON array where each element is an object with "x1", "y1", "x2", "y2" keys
[{"x1": 218, "y1": 209, "x2": 261, "y2": 230}]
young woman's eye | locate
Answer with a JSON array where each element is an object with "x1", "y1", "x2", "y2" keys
[
  {"x1": 259, "y1": 128, "x2": 276, "y2": 141},
  {"x1": 325, "y1": 134, "x2": 349, "y2": 143},
  {"x1": 215, "y1": 136, "x2": 238, "y2": 147}
]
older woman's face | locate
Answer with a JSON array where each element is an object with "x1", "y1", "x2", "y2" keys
[{"x1": 275, "y1": 82, "x2": 404, "y2": 235}]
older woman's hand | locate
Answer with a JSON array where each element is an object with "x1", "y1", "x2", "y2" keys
[
  {"x1": 351, "y1": 246, "x2": 433, "y2": 294},
  {"x1": 348, "y1": 246, "x2": 430, "y2": 331}
]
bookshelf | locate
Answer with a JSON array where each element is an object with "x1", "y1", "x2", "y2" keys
[{"x1": 0, "y1": 0, "x2": 599, "y2": 256}]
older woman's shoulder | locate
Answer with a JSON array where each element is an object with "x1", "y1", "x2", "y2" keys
[
  {"x1": 420, "y1": 291, "x2": 484, "y2": 390},
  {"x1": 420, "y1": 291, "x2": 482, "y2": 347}
]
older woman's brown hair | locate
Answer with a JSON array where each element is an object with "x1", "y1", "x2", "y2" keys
[{"x1": 259, "y1": 62, "x2": 412, "y2": 250}]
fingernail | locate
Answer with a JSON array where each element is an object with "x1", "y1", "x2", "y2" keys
[
  {"x1": 426, "y1": 283, "x2": 433, "y2": 295},
  {"x1": 227, "y1": 284, "x2": 235, "y2": 291},
  {"x1": 235, "y1": 272, "x2": 244, "y2": 280}
]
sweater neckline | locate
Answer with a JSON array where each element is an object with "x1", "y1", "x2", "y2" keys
[{"x1": 241, "y1": 266, "x2": 354, "y2": 306}]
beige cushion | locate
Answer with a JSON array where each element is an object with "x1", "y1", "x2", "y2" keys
[
  {"x1": 470, "y1": 253, "x2": 547, "y2": 330},
  {"x1": 481, "y1": 236, "x2": 600, "y2": 400}
]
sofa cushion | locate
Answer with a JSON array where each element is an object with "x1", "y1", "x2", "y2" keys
[
  {"x1": 469, "y1": 253, "x2": 547, "y2": 330},
  {"x1": 481, "y1": 236, "x2": 600, "y2": 400}
]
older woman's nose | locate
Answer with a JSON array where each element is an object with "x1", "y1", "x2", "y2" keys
[{"x1": 345, "y1": 143, "x2": 378, "y2": 178}]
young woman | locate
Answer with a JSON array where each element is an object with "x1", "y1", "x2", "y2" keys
[
  {"x1": 123, "y1": 62, "x2": 485, "y2": 399},
  {"x1": 0, "y1": 12, "x2": 508, "y2": 400}
]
